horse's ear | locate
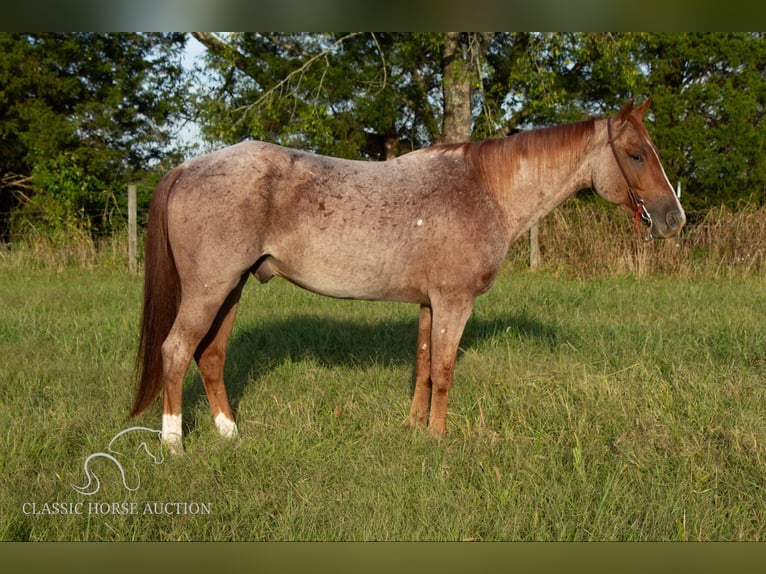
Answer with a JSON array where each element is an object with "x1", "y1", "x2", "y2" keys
[
  {"x1": 620, "y1": 98, "x2": 635, "y2": 116},
  {"x1": 614, "y1": 98, "x2": 635, "y2": 127},
  {"x1": 610, "y1": 99, "x2": 635, "y2": 137},
  {"x1": 632, "y1": 96, "x2": 652, "y2": 119}
]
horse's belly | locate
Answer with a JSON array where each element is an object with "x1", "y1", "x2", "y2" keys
[{"x1": 257, "y1": 252, "x2": 427, "y2": 303}]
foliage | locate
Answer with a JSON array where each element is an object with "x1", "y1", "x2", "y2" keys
[
  {"x1": 485, "y1": 32, "x2": 646, "y2": 132},
  {"x1": 634, "y1": 33, "x2": 766, "y2": 212},
  {"x1": 193, "y1": 32, "x2": 451, "y2": 159},
  {"x1": 194, "y1": 32, "x2": 650, "y2": 150},
  {"x1": 0, "y1": 33, "x2": 192, "y2": 237}
]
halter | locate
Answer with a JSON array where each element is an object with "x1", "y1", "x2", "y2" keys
[{"x1": 607, "y1": 117, "x2": 653, "y2": 239}]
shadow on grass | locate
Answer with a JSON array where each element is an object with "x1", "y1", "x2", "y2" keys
[
  {"x1": 182, "y1": 309, "x2": 560, "y2": 433},
  {"x1": 184, "y1": 307, "x2": 561, "y2": 432}
]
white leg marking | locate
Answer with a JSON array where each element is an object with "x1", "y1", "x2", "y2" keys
[
  {"x1": 215, "y1": 412, "x2": 239, "y2": 439},
  {"x1": 162, "y1": 413, "x2": 184, "y2": 456}
]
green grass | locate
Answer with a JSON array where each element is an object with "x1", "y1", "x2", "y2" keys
[{"x1": 2, "y1": 261, "x2": 766, "y2": 541}]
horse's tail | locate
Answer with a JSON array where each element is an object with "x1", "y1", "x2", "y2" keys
[{"x1": 130, "y1": 166, "x2": 185, "y2": 418}]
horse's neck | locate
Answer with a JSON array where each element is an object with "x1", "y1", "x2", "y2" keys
[{"x1": 474, "y1": 120, "x2": 598, "y2": 243}]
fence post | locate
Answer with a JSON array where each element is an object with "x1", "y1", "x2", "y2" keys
[
  {"x1": 128, "y1": 184, "x2": 137, "y2": 273},
  {"x1": 529, "y1": 222, "x2": 540, "y2": 270}
]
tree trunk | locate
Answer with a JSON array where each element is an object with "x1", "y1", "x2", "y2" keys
[
  {"x1": 441, "y1": 32, "x2": 473, "y2": 144},
  {"x1": 441, "y1": 32, "x2": 494, "y2": 144}
]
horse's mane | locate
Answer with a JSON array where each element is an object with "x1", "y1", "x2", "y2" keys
[{"x1": 432, "y1": 118, "x2": 597, "y2": 192}]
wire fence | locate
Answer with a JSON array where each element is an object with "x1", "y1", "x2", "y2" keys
[
  {"x1": 0, "y1": 185, "x2": 148, "y2": 271},
  {"x1": 0, "y1": 208, "x2": 149, "y2": 241}
]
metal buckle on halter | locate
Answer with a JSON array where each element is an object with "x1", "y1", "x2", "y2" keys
[
  {"x1": 637, "y1": 198, "x2": 652, "y2": 227},
  {"x1": 635, "y1": 198, "x2": 654, "y2": 241}
]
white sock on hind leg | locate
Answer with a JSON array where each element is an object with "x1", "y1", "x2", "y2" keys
[{"x1": 162, "y1": 413, "x2": 184, "y2": 455}]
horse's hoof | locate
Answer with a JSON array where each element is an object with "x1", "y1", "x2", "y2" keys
[
  {"x1": 162, "y1": 437, "x2": 185, "y2": 457},
  {"x1": 215, "y1": 414, "x2": 239, "y2": 439}
]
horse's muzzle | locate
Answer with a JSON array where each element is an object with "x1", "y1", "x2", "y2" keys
[{"x1": 651, "y1": 209, "x2": 686, "y2": 239}]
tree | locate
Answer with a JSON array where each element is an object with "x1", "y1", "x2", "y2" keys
[
  {"x1": 192, "y1": 32, "x2": 643, "y2": 152},
  {"x1": 486, "y1": 32, "x2": 766, "y2": 211},
  {"x1": 193, "y1": 32, "x2": 498, "y2": 157},
  {"x1": 634, "y1": 32, "x2": 766, "y2": 211},
  {"x1": 193, "y1": 32, "x2": 402, "y2": 159},
  {"x1": 440, "y1": 32, "x2": 494, "y2": 143},
  {"x1": 4, "y1": 32, "x2": 761, "y2": 243},
  {"x1": 473, "y1": 32, "x2": 647, "y2": 133},
  {"x1": 0, "y1": 33, "x2": 191, "y2": 238}
]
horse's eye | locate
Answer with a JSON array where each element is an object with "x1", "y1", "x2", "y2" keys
[{"x1": 629, "y1": 153, "x2": 643, "y2": 162}]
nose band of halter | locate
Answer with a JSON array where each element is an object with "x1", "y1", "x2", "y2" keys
[{"x1": 607, "y1": 117, "x2": 654, "y2": 240}]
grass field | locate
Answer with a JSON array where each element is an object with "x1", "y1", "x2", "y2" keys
[{"x1": 2, "y1": 252, "x2": 766, "y2": 541}]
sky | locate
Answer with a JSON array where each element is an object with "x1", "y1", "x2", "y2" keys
[
  {"x1": 177, "y1": 35, "x2": 208, "y2": 152},
  {"x1": 183, "y1": 34, "x2": 207, "y2": 70}
]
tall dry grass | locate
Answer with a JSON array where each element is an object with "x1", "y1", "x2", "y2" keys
[
  {"x1": 0, "y1": 227, "x2": 130, "y2": 272},
  {"x1": 506, "y1": 201, "x2": 766, "y2": 278}
]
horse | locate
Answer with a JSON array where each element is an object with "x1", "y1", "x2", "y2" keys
[{"x1": 129, "y1": 98, "x2": 685, "y2": 454}]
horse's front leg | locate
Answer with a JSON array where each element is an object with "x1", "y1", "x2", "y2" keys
[
  {"x1": 408, "y1": 304, "x2": 433, "y2": 427},
  {"x1": 426, "y1": 297, "x2": 474, "y2": 436}
]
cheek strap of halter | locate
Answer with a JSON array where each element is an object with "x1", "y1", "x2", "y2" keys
[{"x1": 607, "y1": 117, "x2": 652, "y2": 235}]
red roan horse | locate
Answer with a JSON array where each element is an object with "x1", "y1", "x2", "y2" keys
[{"x1": 130, "y1": 98, "x2": 685, "y2": 454}]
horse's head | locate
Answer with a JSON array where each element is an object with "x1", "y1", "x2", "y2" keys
[{"x1": 593, "y1": 97, "x2": 685, "y2": 240}]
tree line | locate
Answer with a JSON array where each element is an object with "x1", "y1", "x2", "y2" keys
[{"x1": 1, "y1": 32, "x2": 764, "y2": 239}]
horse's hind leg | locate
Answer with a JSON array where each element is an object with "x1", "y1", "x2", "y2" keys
[
  {"x1": 194, "y1": 277, "x2": 246, "y2": 440},
  {"x1": 161, "y1": 282, "x2": 241, "y2": 454}
]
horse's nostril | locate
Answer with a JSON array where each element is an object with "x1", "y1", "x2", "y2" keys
[{"x1": 666, "y1": 210, "x2": 684, "y2": 229}]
